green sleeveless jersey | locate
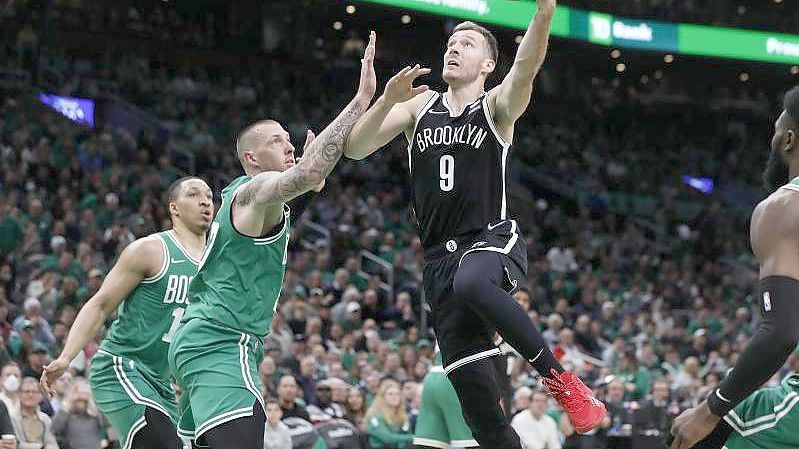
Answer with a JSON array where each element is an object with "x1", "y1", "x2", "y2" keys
[
  {"x1": 184, "y1": 175, "x2": 290, "y2": 338},
  {"x1": 100, "y1": 231, "x2": 199, "y2": 378}
]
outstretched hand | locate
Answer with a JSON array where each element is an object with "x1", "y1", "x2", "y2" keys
[
  {"x1": 357, "y1": 31, "x2": 378, "y2": 101},
  {"x1": 383, "y1": 64, "x2": 431, "y2": 106}
]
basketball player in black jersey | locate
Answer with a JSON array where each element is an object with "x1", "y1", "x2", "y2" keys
[{"x1": 345, "y1": 0, "x2": 605, "y2": 447}]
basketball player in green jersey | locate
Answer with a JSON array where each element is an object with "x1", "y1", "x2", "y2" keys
[
  {"x1": 414, "y1": 346, "x2": 479, "y2": 449},
  {"x1": 40, "y1": 177, "x2": 214, "y2": 449},
  {"x1": 671, "y1": 86, "x2": 799, "y2": 448},
  {"x1": 168, "y1": 33, "x2": 422, "y2": 449}
]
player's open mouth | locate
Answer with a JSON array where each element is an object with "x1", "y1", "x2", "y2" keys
[{"x1": 447, "y1": 60, "x2": 459, "y2": 67}]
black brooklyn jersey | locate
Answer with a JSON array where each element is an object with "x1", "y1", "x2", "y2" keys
[{"x1": 407, "y1": 91, "x2": 510, "y2": 249}]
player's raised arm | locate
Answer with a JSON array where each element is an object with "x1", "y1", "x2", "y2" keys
[
  {"x1": 489, "y1": 0, "x2": 555, "y2": 127},
  {"x1": 237, "y1": 32, "x2": 378, "y2": 209},
  {"x1": 40, "y1": 238, "x2": 158, "y2": 395},
  {"x1": 345, "y1": 64, "x2": 431, "y2": 160}
]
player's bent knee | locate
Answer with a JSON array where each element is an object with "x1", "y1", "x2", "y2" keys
[{"x1": 131, "y1": 407, "x2": 182, "y2": 449}]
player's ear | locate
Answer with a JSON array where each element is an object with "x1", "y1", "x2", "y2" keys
[
  {"x1": 169, "y1": 201, "x2": 179, "y2": 218},
  {"x1": 242, "y1": 150, "x2": 258, "y2": 168},
  {"x1": 482, "y1": 58, "x2": 496, "y2": 75},
  {"x1": 786, "y1": 129, "x2": 796, "y2": 153}
]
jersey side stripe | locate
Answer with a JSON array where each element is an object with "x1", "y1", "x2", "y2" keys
[
  {"x1": 407, "y1": 92, "x2": 441, "y2": 173},
  {"x1": 480, "y1": 96, "x2": 510, "y2": 148},
  {"x1": 141, "y1": 234, "x2": 169, "y2": 284}
]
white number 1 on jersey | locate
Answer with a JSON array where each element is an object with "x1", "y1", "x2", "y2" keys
[
  {"x1": 161, "y1": 308, "x2": 185, "y2": 343},
  {"x1": 440, "y1": 155, "x2": 455, "y2": 191}
]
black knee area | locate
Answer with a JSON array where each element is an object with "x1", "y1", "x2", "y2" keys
[
  {"x1": 202, "y1": 401, "x2": 265, "y2": 449},
  {"x1": 447, "y1": 358, "x2": 521, "y2": 449},
  {"x1": 130, "y1": 407, "x2": 182, "y2": 449}
]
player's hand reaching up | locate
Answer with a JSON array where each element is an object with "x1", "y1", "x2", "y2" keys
[
  {"x1": 356, "y1": 31, "x2": 378, "y2": 102},
  {"x1": 536, "y1": 0, "x2": 556, "y2": 15},
  {"x1": 383, "y1": 64, "x2": 431, "y2": 106}
]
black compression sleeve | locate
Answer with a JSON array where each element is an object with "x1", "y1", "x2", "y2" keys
[{"x1": 707, "y1": 276, "x2": 799, "y2": 417}]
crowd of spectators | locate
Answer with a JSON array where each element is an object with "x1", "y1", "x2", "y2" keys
[{"x1": 1, "y1": 2, "x2": 797, "y2": 449}]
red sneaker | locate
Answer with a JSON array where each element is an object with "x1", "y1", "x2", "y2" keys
[{"x1": 542, "y1": 369, "x2": 606, "y2": 434}]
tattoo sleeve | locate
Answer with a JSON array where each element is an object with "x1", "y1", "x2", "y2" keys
[{"x1": 239, "y1": 98, "x2": 368, "y2": 207}]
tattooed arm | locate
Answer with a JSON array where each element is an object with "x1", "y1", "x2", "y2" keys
[{"x1": 232, "y1": 32, "x2": 378, "y2": 236}]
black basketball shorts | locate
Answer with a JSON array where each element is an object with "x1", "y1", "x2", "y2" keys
[{"x1": 422, "y1": 219, "x2": 528, "y2": 371}]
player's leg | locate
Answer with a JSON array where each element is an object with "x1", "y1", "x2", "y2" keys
[
  {"x1": 447, "y1": 356, "x2": 520, "y2": 449},
  {"x1": 170, "y1": 319, "x2": 265, "y2": 449},
  {"x1": 452, "y1": 250, "x2": 562, "y2": 376},
  {"x1": 131, "y1": 407, "x2": 183, "y2": 449},
  {"x1": 201, "y1": 402, "x2": 265, "y2": 449},
  {"x1": 424, "y1": 256, "x2": 517, "y2": 448},
  {"x1": 90, "y1": 352, "x2": 181, "y2": 449},
  {"x1": 413, "y1": 373, "x2": 453, "y2": 449}
]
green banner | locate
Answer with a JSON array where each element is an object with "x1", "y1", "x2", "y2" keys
[
  {"x1": 348, "y1": 0, "x2": 569, "y2": 37},
  {"x1": 679, "y1": 24, "x2": 799, "y2": 65},
  {"x1": 348, "y1": 0, "x2": 799, "y2": 65}
]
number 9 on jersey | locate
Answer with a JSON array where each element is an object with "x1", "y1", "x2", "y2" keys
[{"x1": 440, "y1": 155, "x2": 455, "y2": 192}]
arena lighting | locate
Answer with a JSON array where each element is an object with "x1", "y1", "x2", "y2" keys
[
  {"x1": 737, "y1": 5, "x2": 746, "y2": 15},
  {"x1": 739, "y1": 72, "x2": 750, "y2": 82},
  {"x1": 664, "y1": 54, "x2": 674, "y2": 63},
  {"x1": 346, "y1": 5, "x2": 356, "y2": 14},
  {"x1": 775, "y1": 0, "x2": 783, "y2": 3},
  {"x1": 333, "y1": 21, "x2": 343, "y2": 30},
  {"x1": 791, "y1": 66, "x2": 799, "y2": 75},
  {"x1": 615, "y1": 63, "x2": 626, "y2": 72},
  {"x1": 640, "y1": 74, "x2": 649, "y2": 84},
  {"x1": 401, "y1": 14, "x2": 411, "y2": 24},
  {"x1": 345, "y1": 0, "x2": 799, "y2": 65},
  {"x1": 654, "y1": 70, "x2": 663, "y2": 79},
  {"x1": 610, "y1": 49, "x2": 621, "y2": 59},
  {"x1": 515, "y1": 35, "x2": 523, "y2": 44}
]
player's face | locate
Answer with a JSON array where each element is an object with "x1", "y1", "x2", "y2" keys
[
  {"x1": 254, "y1": 122, "x2": 296, "y2": 172},
  {"x1": 764, "y1": 111, "x2": 795, "y2": 191},
  {"x1": 443, "y1": 30, "x2": 494, "y2": 86},
  {"x1": 172, "y1": 179, "x2": 214, "y2": 232}
]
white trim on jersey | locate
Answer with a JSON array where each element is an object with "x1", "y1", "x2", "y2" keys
[
  {"x1": 141, "y1": 234, "x2": 169, "y2": 284},
  {"x1": 165, "y1": 230, "x2": 200, "y2": 265},
  {"x1": 481, "y1": 95, "x2": 510, "y2": 148},
  {"x1": 412, "y1": 437, "x2": 448, "y2": 449},
  {"x1": 481, "y1": 95, "x2": 511, "y2": 219},
  {"x1": 457, "y1": 219, "x2": 519, "y2": 268},
  {"x1": 780, "y1": 184, "x2": 799, "y2": 194},
  {"x1": 407, "y1": 92, "x2": 441, "y2": 173},
  {"x1": 441, "y1": 92, "x2": 482, "y2": 118},
  {"x1": 252, "y1": 205, "x2": 290, "y2": 245},
  {"x1": 451, "y1": 438, "x2": 480, "y2": 447}
]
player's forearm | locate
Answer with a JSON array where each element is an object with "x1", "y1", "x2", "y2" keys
[
  {"x1": 58, "y1": 299, "x2": 108, "y2": 361},
  {"x1": 252, "y1": 96, "x2": 369, "y2": 205},
  {"x1": 512, "y1": 6, "x2": 554, "y2": 83},
  {"x1": 707, "y1": 276, "x2": 799, "y2": 416},
  {"x1": 345, "y1": 96, "x2": 393, "y2": 160}
]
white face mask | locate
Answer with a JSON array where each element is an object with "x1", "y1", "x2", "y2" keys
[{"x1": 3, "y1": 375, "x2": 19, "y2": 393}]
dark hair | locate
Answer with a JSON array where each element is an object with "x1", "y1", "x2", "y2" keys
[
  {"x1": 784, "y1": 85, "x2": 799, "y2": 119},
  {"x1": 167, "y1": 176, "x2": 202, "y2": 203},
  {"x1": 452, "y1": 21, "x2": 499, "y2": 63}
]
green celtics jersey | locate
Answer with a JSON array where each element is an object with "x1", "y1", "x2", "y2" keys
[
  {"x1": 724, "y1": 373, "x2": 799, "y2": 449},
  {"x1": 184, "y1": 175, "x2": 290, "y2": 338},
  {"x1": 100, "y1": 231, "x2": 199, "y2": 378}
]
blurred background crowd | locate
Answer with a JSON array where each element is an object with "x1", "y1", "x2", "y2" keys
[{"x1": 1, "y1": 0, "x2": 798, "y2": 448}]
